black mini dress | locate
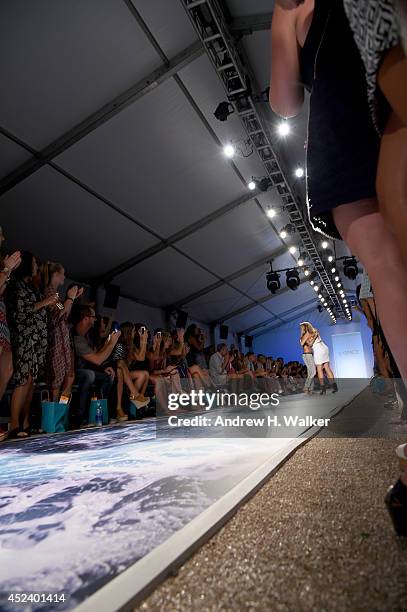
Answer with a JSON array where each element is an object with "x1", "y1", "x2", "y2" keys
[{"x1": 300, "y1": 0, "x2": 381, "y2": 240}]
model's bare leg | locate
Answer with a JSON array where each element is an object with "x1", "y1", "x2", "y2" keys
[{"x1": 333, "y1": 199, "x2": 407, "y2": 378}]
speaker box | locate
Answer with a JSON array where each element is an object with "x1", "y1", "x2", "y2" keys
[
  {"x1": 176, "y1": 310, "x2": 188, "y2": 329},
  {"x1": 104, "y1": 284, "x2": 120, "y2": 309},
  {"x1": 245, "y1": 335, "x2": 253, "y2": 348},
  {"x1": 219, "y1": 324, "x2": 229, "y2": 340}
]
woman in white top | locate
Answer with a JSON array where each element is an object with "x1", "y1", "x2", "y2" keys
[{"x1": 300, "y1": 322, "x2": 337, "y2": 394}]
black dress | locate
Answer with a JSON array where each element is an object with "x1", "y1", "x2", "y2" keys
[{"x1": 300, "y1": 0, "x2": 381, "y2": 240}]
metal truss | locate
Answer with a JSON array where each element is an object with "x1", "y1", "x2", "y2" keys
[{"x1": 180, "y1": 0, "x2": 348, "y2": 320}]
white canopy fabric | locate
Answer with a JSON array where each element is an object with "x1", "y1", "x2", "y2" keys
[{"x1": 0, "y1": 0, "x2": 353, "y2": 337}]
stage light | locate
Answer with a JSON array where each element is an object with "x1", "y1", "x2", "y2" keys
[
  {"x1": 278, "y1": 121, "x2": 290, "y2": 136},
  {"x1": 267, "y1": 207, "x2": 276, "y2": 219},
  {"x1": 337, "y1": 283, "x2": 342, "y2": 288},
  {"x1": 342, "y1": 299, "x2": 347, "y2": 304},
  {"x1": 279, "y1": 224, "x2": 294, "y2": 240},
  {"x1": 289, "y1": 246, "x2": 297, "y2": 255},
  {"x1": 304, "y1": 268, "x2": 310, "y2": 277},
  {"x1": 286, "y1": 269, "x2": 300, "y2": 290},
  {"x1": 295, "y1": 167, "x2": 304, "y2": 178},
  {"x1": 266, "y1": 265, "x2": 281, "y2": 294},
  {"x1": 318, "y1": 294, "x2": 323, "y2": 299},
  {"x1": 331, "y1": 267, "x2": 336, "y2": 274},
  {"x1": 258, "y1": 178, "x2": 272, "y2": 192},
  {"x1": 223, "y1": 144, "x2": 235, "y2": 158},
  {"x1": 267, "y1": 273, "x2": 281, "y2": 294},
  {"x1": 335, "y1": 276, "x2": 340, "y2": 282},
  {"x1": 328, "y1": 255, "x2": 334, "y2": 262},
  {"x1": 248, "y1": 180, "x2": 256, "y2": 191},
  {"x1": 298, "y1": 253, "x2": 306, "y2": 267},
  {"x1": 343, "y1": 256, "x2": 359, "y2": 280},
  {"x1": 321, "y1": 241, "x2": 329, "y2": 249},
  {"x1": 214, "y1": 101, "x2": 234, "y2": 122},
  {"x1": 310, "y1": 279, "x2": 314, "y2": 285},
  {"x1": 314, "y1": 285, "x2": 319, "y2": 292}
]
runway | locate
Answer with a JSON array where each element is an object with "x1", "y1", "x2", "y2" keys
[{"x1": 0, "y1": 382, "x2": 365, "y2": 611}]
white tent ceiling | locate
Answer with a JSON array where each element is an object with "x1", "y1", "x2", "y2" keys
[{"x1": 0, "y1": 0, "x2": 355, "y2": 336}]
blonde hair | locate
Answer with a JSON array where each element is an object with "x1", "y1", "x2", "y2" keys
[
  {"x1": 39, "y1": 261, "x2": 64, "y2": 289},
  {"x1": 300, "y1": 321, "x2": 318, "y2": 336}
]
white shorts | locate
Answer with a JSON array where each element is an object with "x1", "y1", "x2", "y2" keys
[{"x1": 313, "y1": 341, "x2": 330, "y2": 365}]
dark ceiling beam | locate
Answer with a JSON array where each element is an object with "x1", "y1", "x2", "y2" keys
[
  {"x1": 96, "y1": 190, "x2": 257, "y2": 284},
  {"x1": 252, "y1": 304, "x2": 319, "y2": 338},
  {"x1": 171, "y1": 246, "x2": 287, "y2": 309},
  {"x1": 230, "y1": 13, "x2": 272, "y2": 35},
  {"x1": 0, "y1": 40, "x2": 204, "y2": 197},
  {"x1": 240, "y1": 297, "x2": 316, "y2": 335}
]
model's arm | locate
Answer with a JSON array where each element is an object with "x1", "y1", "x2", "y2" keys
[{"x1": 269, "y1": 4, "x2": 304, "y2": 117}]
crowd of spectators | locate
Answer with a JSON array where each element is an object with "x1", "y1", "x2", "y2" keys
[{"x1": 0, "y1": 233, "x2": 312, "y2": 441}]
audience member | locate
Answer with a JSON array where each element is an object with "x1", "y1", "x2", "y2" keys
[
  {"x1": 5, "y1": 252, "x2": 58, "y2": 438},
  {"x1": 71, "y1": 305, "x2": 120, "y2": 426},
  {"x1": 128, "y1": 323, "x2": 150, "y2": 400},
  {"x1": 41, "y1": 262, "x2": 84, "y2": 401},
  {"x1": 111, "y1": 322, "x2": 150, "y2": 420}
]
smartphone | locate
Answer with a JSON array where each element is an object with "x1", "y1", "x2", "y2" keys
[
  {"x1": 156, "y1": 331, "x2": 162, "y2": 338},
  {"x1": 140, "y1": 326, "x2": 146, "y2": 334},
  {"x1": 112, "y1": 321, "x2": 120, "y2": 333}
]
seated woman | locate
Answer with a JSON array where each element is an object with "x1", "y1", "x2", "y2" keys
[
  {"x1": 184, "y1": 324, "x2": 214, "y2": 389},
  {"x1": 147, "y1": 331, "x2": 184, "y2": 413},
  {"x1": 128, "y1": 323, "x2": 150, "y2": 400},
  {"x1": 112, "y1": 322, "x2": 150, "y2": 420}
]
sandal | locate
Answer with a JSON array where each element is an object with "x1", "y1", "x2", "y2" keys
[{"x1": 7, "y1": 428, "x2": 26, "y2": 440}]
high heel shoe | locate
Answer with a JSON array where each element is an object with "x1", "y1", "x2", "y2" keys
[{"x1": 331, "y1": 382, "x2": 338, "y2": 393}]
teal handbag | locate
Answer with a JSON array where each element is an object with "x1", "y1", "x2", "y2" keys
[
  {"x1": 89, "y1": 397, "x2": 109, "y2": 425},
  {"x1": 41, "y1": 391, "x2": 70, "y2": 433}
]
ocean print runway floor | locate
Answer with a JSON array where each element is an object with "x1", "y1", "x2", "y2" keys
[{"x1": 0, "y1": 383, "x2": 365, "y2": 611}]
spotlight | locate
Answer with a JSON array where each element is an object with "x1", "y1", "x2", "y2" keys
[
  {"x1": 214, "y1": 101, "x2": 234, "y2": 122},
  {"x1": 223, "y1": 144, "x2": 235, "y2": 158},
  {"x1": 337, "y1": 283, "x2": 342, "y2": 288},
  {"x1": 267, "y1": 207, "x2": 276, "y2": 219},
  {"x1": 343, "y1": 257, "x2": 359, "y2": 280},
  {"x1": 248, "y1": 180, "x2": 256, "y2": 191},
  {"x1": 277, "y1": 121, "x2": 290, "y2": 136},
  {"x1": 342, "y1": 299, "x2": 347, "y2": 304},
  {"x1": 298, "y1": 253, "x2": 306, "y2": 267},
  {"x1": 286, "y1": 269, "x2": 300, "y2": 291},
  {"x1": 335, "y1": 276, "x2": 340, "y2": 282},
  {"x1": 310, "y1": 280, "x2": 314, "y2": 285},
  {"x1": 258, "y1": 178, "x2": 272, "y2": 192},
  {"x1": 289, "y1": 246, "x2": 297, "y2": 255},
  {"x1": 266, "y1": 265, "x2": 281, "y2": 294},
  {"x1": 304, "y1": 268, "x2": 310, "y2": 277},
  {"x1": 331, "y1": 267, "x2": 336, "y2": 274},
  {"x1": 313, "y1": 285, "x2": 319, "y2": 292},
  {"x1": 279, "y1": 224, "x2": 294, "y2": 239},
  {"x1": 328, "y1": 255, "x2": 334, "y2": 263},
  {"x1": 295, "y1": 167, "x2": 304, "y2": 178},
  {"x1": 318, "y1": 294, "x2": 323, "y2": 299},
  {"x1": 321, "y1": 241, "x2": 329, "y2": 249}
]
